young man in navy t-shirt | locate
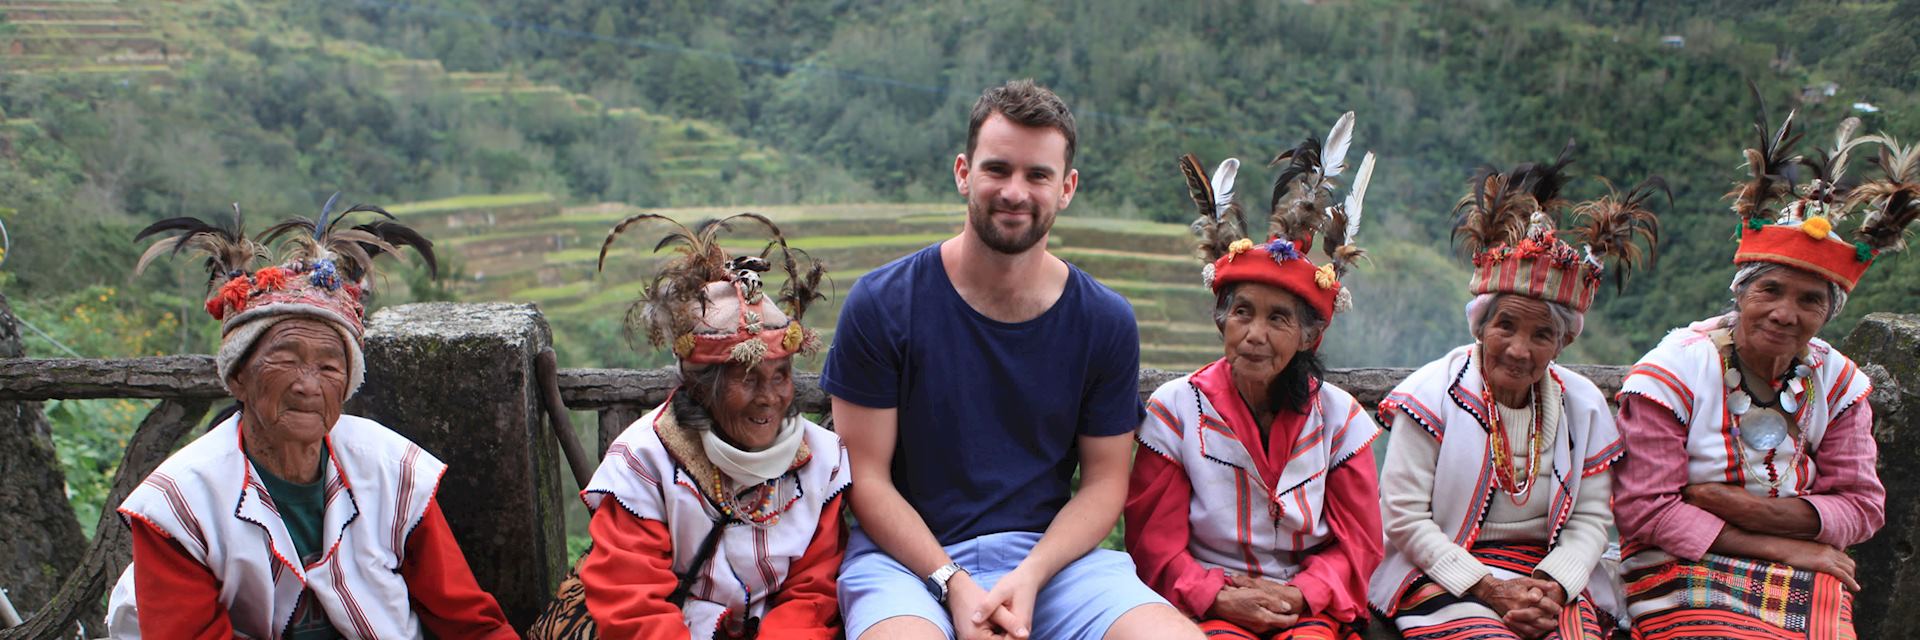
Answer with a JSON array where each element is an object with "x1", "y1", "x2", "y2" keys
[{"x1": 824, "y1": 80, "x2": 1203, "y2": 640}]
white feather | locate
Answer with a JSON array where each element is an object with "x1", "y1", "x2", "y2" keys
[
  {"x1": 1828, "y1": 117, "x2": 1865, "y2": 183},
  {"x1": 1210, "y1": 158, "x2": 1240, "y2": 220},
  {"x1": 1343, "y1": 152, "x2": 1375, "y2": 241},
  {"x1": 1321, "y1": 111, "x2": 1356, "y2": 178}
]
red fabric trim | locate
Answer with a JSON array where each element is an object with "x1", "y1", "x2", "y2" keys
[
  {"x1": 403, "y1": 499, "x2": 516, "y2": 639},
  {"x1": 128, "y1": 517, "x2": 236, "y2": 639}
]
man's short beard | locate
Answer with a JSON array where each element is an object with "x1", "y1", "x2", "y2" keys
[{"x1": 967, "y1": 198, "x2": 1052, "y2": 254}]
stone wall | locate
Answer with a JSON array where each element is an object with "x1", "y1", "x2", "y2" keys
[{"x1": 1840, "y1": 313, "x2": 1920, "y2": 638}]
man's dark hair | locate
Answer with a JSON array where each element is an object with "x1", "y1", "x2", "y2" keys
[{"x1": 966, "y1": 79, "x2": 1078, "y2": 169}]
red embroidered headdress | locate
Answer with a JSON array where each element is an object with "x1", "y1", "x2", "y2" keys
[
  {"x1": 596, "y1": 213, "x2": 824, "y2": 368},
  {"x1": 1452, "y1": 141, "x2": 1665, "y2": 313},
  {"x1": 1727, "y1": 88, "x2": 1920, "y2": 292},
  {"x1": 133, "y1": 193, "x2": 437, "y2": 399},
  {"x1": 1187, "y1": 111, "x2": 1375, "y2": 329}
]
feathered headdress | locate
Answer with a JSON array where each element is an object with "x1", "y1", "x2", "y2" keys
[
  {"x1": 1729, "y1": 87, "x2": 1920, "y2": 291},
  {"x1": 1186, "y1": 111, "x2": 1375, "y2": 327},
  {"x1": 133, "y1": 193, "x2": 437, "y2": 398},
  {"x1": 597, "y1": 213, "x2": 825, "y2": 368},
  {"x1": 1454, "y1": 141, "x2": 1665, "y2": 313}
]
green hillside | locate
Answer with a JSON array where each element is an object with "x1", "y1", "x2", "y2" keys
[
  {"x1": 3, "y1": 0, "x2": 1917, "y2": 373},
  {"x1": 293, "y1": 0, "x2": 1920, "y2": 363}
]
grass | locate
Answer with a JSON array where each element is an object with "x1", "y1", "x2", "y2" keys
[
  {"x1": 542, "y1": 232, "x2": 952, "y2": 267},
  {"x1": 386, "y1": 193, "x2": 557, "y2": 217}
]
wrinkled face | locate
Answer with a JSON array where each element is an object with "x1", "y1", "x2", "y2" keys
[
  {"x1": 955, "y1": 112, "x2": 1078, "y2": 255},
  {"x1": 231, "y1": 318, "x2": 350, "y2": 444},
  {"x1": 709, "y1": 357, "x2": 794, "y2": 451},
  {"x1": 1222, "y1": 283, "x2": 1313, "y2": 391},
  {"x1": 1477, "y1": 296, "x2": 1568, "y2": 400},
  {"x1": 1734, "y1": 267, "x2": 1831, "y2": 364}
]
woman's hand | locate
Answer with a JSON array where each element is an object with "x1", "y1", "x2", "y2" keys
[
  {"x1": 1470, "y1": 576, "x2": 1561, "y2": 638},
  {"x1": 1775, "y1": 539, "x2": 1861, "y2": 592},
  {"x1": 1205, "y1": 575, "x2": 1298, "y2": 633},
  {"x1": 1500, "y1": 577, "x2": 1566, "y2": 639}
]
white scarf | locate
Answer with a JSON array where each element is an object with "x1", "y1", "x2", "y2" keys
[{"x1": 701, "y1": 418, "x2": 804, "y2": 485}]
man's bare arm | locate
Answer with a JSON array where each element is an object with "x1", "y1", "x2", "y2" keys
[
  {"x1": 1011, "y1": 432, "x2": 1133, "y2": 582},
  {"x1": 834, "y1": 397, "x2": 951, "y2": 576}
]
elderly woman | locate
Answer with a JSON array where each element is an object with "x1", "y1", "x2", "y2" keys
[
  {"x1": 1611, "y1": 115, "x2": 1902, "y2": 638},
  {"x1": 1126, "y1": 129, "x2": 1385, "y2": 640},
  {"x1": 543, "y1": 214, "x2": 845, "y2": 640},
  {"x1": 107, "y1": 198, "x2": 515, "y2": 638},
  {"x1": 1370, "y1": 152, "x2": 1662, "y2": 640}
]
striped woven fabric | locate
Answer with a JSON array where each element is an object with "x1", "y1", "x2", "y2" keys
[
  {"x1": 1198, "y1": 614, "x2": 1362, "y2": 639},
  {"x1": 1392, "y1": 541, "x2": 1608, "y2": 640},
  {"x1": 1625, "y1": 552, "x2": 1853, "y2": 640}
]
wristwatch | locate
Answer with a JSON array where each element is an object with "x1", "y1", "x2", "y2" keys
[{"x1": 924, "y1": 562, "x2": 967, "y2": 603}]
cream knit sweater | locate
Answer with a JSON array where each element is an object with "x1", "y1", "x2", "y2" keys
[{"x1": 1378, "y1": 372, "x2": 1615, "y2": 600}]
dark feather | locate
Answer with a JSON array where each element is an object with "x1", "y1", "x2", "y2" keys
[
  {"x1": 1450, "y1": 166, "x2": 1530, "y2": 258},
  {"x1": 1183, "y1": 154, "x2": 1244, "y2": 262},
  {"x1": 1268, "y1": 139, "x2": 1322, "y2": 214},
  {"x1": 1179, "y1": 154, "x2": 1214, "y2": 218},
  {"x1": 1727, "y1": 83, "x2": 1805, "y2": 223},
  {"x1": 1574, "y1": 176, "x2": 1668, "y2": 290},
  {"x1": 313, "y1": 192, "x2": 341, "y2": 241},
  {"x1": 352, "y1": 221, "x2": 438, "y2": 278},
  {"x1": 598, "y1": 213, "x2": 700, "y2": 274},
  {"x1": 130, "y1": 204, "x2": 264, "y2": 285},
  {"x1": 327, "y1": 203, "x2": 398, "y2": 234}
]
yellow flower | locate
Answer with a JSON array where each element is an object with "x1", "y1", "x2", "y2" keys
[
  {"x1": 1803, "y1": 216, "x2": 1832, "y2": 240},
  {"x1": 1227, "y1": 238, "x2": 1254, "y2": 262},
  {"x1": 783, "y1": 323, "x2": 805, "y2": 351},
  {"x1": 673, "y1": 333, "x2": 697, "y2": 358},
  {"x1": 1314, "y1": 263, "x2": 1339, "y2": 289}
]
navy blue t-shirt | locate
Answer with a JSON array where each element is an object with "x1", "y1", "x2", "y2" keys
[{"x1": 820, "y1": 243, "x2": 1144, "y2": 546}]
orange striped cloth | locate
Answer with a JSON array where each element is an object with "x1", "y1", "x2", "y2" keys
[
  {"x1": 1197, "y1": 614, "x2": 1361, "y2": 639},
  {"x1": 1625, "y1": 553, "x2": 1853, "y2": 640},
  {"x1": 1391, "y1": 542, "x2": 1608, "y2": 640}
]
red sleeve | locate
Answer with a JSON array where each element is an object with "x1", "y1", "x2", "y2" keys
[
  {"x1": 1288, "y1": 443, "x2": 1385, "y2": 623},
  {"x1": 1123, "y1": 447, "x2": 1226, "y2": 617},
  {"x1": 402, "y1": 498, "x2": 517, "y2": 640},
  {"x1": 128, "y1": 516, "x2": 234, "y2": 640},
  {"x1": 1800, "y1": 401, "x2": 1887, "y2": 548},
  {"x1": 758, "y1": 494, "x2": 847, "y2": 638},
  {"x1": 579, "y1": 504, "x2": 691, "y2": 640},
  {"x1": 1612, "y1": 395, "x2": 1726, "y2": 561}
]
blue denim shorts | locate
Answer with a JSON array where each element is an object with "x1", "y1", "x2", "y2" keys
[{"x1": 839, "y1": 526, "x2": 1170, "y2": 640}]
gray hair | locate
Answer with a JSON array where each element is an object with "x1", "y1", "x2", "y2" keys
[
  {"x1": 1469, "y1": 293, "x2": 1581, "y2": 344},
  {"x1": 1211, "y1": 283, "x2": 1328, "y2": 346},
  {"x1": 1729, "y1": 263, "x2": 1848, "y2": 321},
  {"x1": 669, "y1": 361, "x2": 801, "y2": 432}
]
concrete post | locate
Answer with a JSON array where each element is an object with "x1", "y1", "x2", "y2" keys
[{"x1": 349, "y1": 302, "x2": 565, "y2": 630}]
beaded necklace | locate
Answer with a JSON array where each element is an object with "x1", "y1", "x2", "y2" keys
[
  {"x1": 720, "y1": 475, "x2": 801, "y2": 529},
  {"x1": 1717, "y1": 333, "x2": 1816, "y2": 497},
  {"x1": 1481, "y1": 359, "x2": 1547, "y2": 506}
]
